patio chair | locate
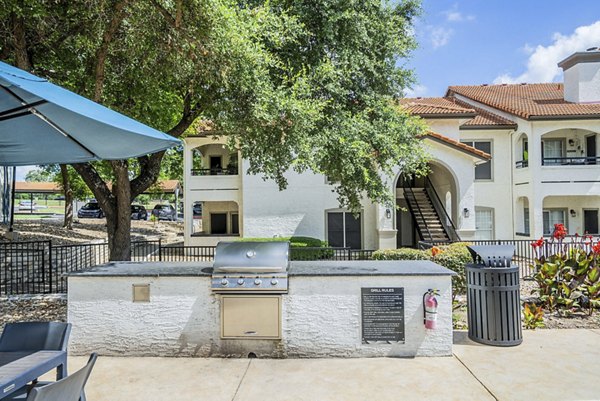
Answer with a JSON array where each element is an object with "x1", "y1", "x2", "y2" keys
[
  {"x1": 2, "y1": 354, "x2": 96, "y2": 401},
  {"x1": 0, "y1": 322, "x2": 71, "y2": 379}
]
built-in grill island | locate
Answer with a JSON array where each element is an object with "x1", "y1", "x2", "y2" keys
[
  {"x1": 68, "y1": 245, "x2": 457, "y2": 358},
  {"x1": 211, "y1": 241, "x2": 289, "y2": 340}
]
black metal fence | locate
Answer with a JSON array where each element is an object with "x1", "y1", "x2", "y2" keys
[
  {"x1": 418, "y1": 237, "x2": 600, "y2": 279},
  {"x1": 419, "y1": 239, "x2": 538, "y2": 278},
  {"x1": 0, "y1": 240, "x2": 374, "y2": 295}
]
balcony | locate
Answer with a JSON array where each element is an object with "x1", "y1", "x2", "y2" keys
[
  {"x1": 541, "y1": 156, "x2": 600, "y2": 166},
  {"x1": 187, "y1": 167, "x2": 241, "y2": 202},
  {"x1": 515, "y1": 160, "x2": 529, "y2": 168},
  {"x1": 191, "y1": 167, "x2": 238, "y2": 176}
]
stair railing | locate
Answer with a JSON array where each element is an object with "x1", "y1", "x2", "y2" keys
[
  {"x1": 403, "y1": 187, "x2": 434, "y2": 241},
  {"x1": 424, "y1": 177, "x2": 461, "y2": 241}
]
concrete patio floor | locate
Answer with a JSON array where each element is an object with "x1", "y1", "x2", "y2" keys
[{"x1": 58, "y1": 329, "x2": 599, "y2": 401}]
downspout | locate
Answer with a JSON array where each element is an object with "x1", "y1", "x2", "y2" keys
[{"x1": 509, "y1": 130, "x2": 515, "y2": 239}]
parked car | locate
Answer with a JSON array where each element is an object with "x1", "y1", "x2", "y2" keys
[
  {"x1": 18, "y1": 200, "x2": 37, "y2": 211},
  {"x1": 77, "y1": 202, "x2": 104, "y2": 218},
  {"x1": 131, "y1": 205, "x2": 148, "y2": 220},
  {"x1": 152, "y1": 204, "x2": 177, "y2": 221}
]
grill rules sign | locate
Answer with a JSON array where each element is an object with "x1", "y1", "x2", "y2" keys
[{"x1": 361, "y1": 287, "x2": 405, "y2": 343}]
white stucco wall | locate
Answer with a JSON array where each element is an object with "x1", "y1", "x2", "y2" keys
[
  {"x1": 241, "y1": 160, "x2": 378, "y2": 248},
  {"x1": 563, "y1": 61, "x2": 600, "y2": 103},
  {"x1": 68, "y1": 270, "x2": 453, "y2": 358},
  {"x1": 461, "y1": 129, "x2": 514, "y2": 239}
]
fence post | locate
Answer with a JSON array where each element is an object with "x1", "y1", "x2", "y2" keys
[
  {"x1": 48, "y1": 241, "x2": 53, "y2": 294},
  {"x1": 158, "y1": 238, "x2": 162, "y2": 262}
]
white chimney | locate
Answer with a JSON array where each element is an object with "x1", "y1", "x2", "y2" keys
[{"x1": 558, "y1": 48, "x2": 600, "y2": 103}]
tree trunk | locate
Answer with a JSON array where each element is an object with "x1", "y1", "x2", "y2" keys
[
  {"x1": 60, "y1": 164, "x2": 73, "y2": 230},
  {"x1": 107, "y1": 160, "x2": 132, "y2": 261},
  {"x1": 11, "y1": 12, "x2": 31, "y2": 71}
]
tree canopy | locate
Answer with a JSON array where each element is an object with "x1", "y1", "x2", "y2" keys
[{"x1": 1, "y1": 0, "x2": 427, "y2": 258}]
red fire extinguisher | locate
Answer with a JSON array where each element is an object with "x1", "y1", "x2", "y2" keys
[{"x1": 423, "y1": 289, "x2": 440, "y2": 329}]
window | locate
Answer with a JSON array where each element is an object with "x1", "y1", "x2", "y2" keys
[
  {"x1": 462, "y1": 141, "x2": 492, "y2": 180},
  {"x1": 475, "y1": 207, "x2": 494, "y2": 240},
  {"x1": 543, "y1": 209, "x2": 566, "y2": 235},
  {"x1": 327, "y1": 211, "x2": 362, "y2": 249},
  {"x1": 542, "y1": 139, "x2": 564, "y2": 165},
  {"x1": 523, "y1": 208, "x2": 530, "y2": 235}
]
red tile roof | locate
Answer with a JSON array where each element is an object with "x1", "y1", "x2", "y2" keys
[
  {"x1": 15, "y1": 182, "x2": 60, "y2": 193},
  {"x1": 399, "y1": 97, "x2": 516, "y2": 129},
  {"x1": 447, "y1": 83, "x2": 600, "y2": 120},
  {"x1": 15, "y1": 180, "x2": 181, "y2": 194},
  {"x1": 398, "y1": 97, "x2": 476, "y2": 117},
  {"x1": 425, "y1": 132, "x2": 491, "y2": 160},
  {"x1": 452, "y1": 99, "x2": 517, "y2": 129}
]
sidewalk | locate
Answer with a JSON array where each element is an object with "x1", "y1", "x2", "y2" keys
[{"x1": 61, "y1": 329, "x2": 599, "y2": 401}]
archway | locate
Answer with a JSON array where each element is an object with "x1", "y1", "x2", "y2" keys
[{"x1": 394, "y1": 161, "x2": 459, "y2": 247}]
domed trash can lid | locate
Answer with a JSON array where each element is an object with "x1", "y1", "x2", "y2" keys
[{"x1": 467, "y1": 245, "x2": 515, "y2": 267}]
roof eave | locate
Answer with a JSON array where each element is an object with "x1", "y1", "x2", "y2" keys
[
  {"x1": 528, "y1": 114, "x2": 600, "y2": 121},
  {"x1": 460, "y1": 124, "x2": 517, "y2": 130},
  {"x1": 416, "y1": 112, "x2": 477, "y2": 119},
  {"x1": 424, "y1": 135, "x2": 491, "y2": 162}
]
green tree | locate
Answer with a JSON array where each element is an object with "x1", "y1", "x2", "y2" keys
[
  {"x1": 1, "y1": 0, "x2": 427, "y2": 259},
  {"x1": 24, "y1": 168, "x2": 55, "y2": 182}
]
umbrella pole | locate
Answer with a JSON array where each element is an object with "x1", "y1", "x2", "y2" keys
[{"x1": 9, "y1": 166, "x2": 15, "y2": 232}]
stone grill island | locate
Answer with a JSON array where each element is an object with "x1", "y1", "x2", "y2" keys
[{"x1": 67, "y1": 260, "x2": 455, "y2": 358}]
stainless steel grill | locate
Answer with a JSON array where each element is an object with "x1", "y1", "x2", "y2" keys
[{"x1": 211, "y1": 241, "x2": 289, "y2": 293}]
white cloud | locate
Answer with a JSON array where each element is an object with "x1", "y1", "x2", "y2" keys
[
  {"x1": 494, "y1": 20, "x2": 600, "y2": 84},
  {"x1": 404, "y1": 84, "x2": 429, "y2": 98},
  {"x1": 443, "y1": 5, "x2": 475, "y2": 22},
  {"x1": 430, "y1": 26, "x2": 453, "y2": 49},
  {"x1": 446, "y1": 11, "x2": 475, "y2": 22}
]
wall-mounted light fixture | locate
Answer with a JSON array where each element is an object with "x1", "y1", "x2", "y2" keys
[
  {"x1": 463, "y1": 208, "x2": 470, "y2": 218},
  {"x1": 568, "y1": 139, "x2": 575, "y2": 147},
  {"x1": 385, "y1": 208, "x2": 392, "y2": 219},
  {"x1": 570, "y1": 209, "x2": 577, "y2": 218}
]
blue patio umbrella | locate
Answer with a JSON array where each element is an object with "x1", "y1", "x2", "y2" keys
[
  {"x1": 0, "y1": 61, "x2": 180, "y2": 166},
  {"x1": 0, "y1": 61, "x2": 181, "y2": 230}
]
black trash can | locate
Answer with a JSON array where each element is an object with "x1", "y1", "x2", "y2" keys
[{"x1": 465, "y1": 245, "x2": 522, "y2": 346}]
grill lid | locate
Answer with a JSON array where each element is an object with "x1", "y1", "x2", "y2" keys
[{"x1": 213, "y1": 241, "x2": 290, "y2": 273}]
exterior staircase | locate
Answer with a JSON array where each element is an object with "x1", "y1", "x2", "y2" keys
[{"x1": 403, "y1": 187, "x2": 458, "y2": 242}]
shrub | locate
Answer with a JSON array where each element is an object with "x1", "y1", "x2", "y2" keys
[
  {"x1": 372, "y1": 248, "x2": 430, "y2": 261},
  {"x1": 522, "y1": 302, "x2": 545, "y2": 329},
  {"x1": 432, "y1": 244, "x2": 471, "y2": 298},
  {"x1": 237, "y1": 236, "x2": 332, "y2": 260},
  {"x1": 531, "y1": 231, "x2": 600, "y2": 315},
  {"x1": 373, "y1": 243, "x2": 471, "y2": 299}
]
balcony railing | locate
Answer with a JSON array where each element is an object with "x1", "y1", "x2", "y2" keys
[
  {"x1": 515, "y1": 160, "x2": 529, "y2": 168},
  {"x1": 542, "y1": 156, "x2": 600, "y2": 166},
  {"x1": 191, "y1": 167, "x2": 238, "y2": 176}
]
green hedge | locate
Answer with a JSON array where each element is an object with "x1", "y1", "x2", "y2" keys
[
  {"x1": 237, "y1": 236, "x2": 332, "y2": 260},
  {"x1": 371, "y1": 248, "x2": 430, "y2": 261},
  {"x1": 373, "y1": 243, "x2": 472, "y2": 299}
]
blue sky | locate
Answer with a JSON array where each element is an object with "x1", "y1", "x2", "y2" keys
[{"x1": 405, "y1": 0, "x2": 600, "y2": 97}]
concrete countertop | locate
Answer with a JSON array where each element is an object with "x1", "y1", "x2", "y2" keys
[
  {"x1": 68, "y1": 262, "x2": 213, "y2": 277},
  {"x1": 289, "y1": 260, "x2": 456, "y2": 276},
  {"x1": 68, "y1": 260, "x2": 456, "y2": 277}
]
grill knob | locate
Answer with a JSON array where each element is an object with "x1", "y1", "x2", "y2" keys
[
  {"x1": 254, "y1": 279, "x2": 262, "y2": 286},
  {"x1": 220, "y1": 279, "x2": 228, "y2": 286},
  {"x1": 271, "y1": 279, "x2": 278, "y2": 286},
  {"x1": 237, "y1": 278, "x2": 245, "y2": 285}
]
